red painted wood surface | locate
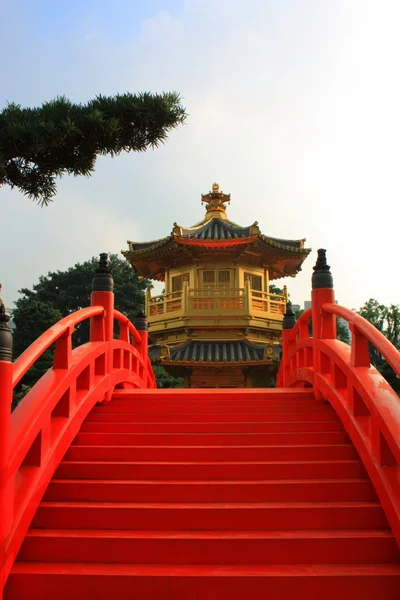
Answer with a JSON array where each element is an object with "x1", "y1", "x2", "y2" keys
[
  {"x1": 4, "y1": 389, "x2": 400, "y2": 599},
  {"x1": 1, "y1": 254, "x2": 400, "y2": 598},
  {"x1": 277, "y1": 288, "x2": 400, "y2": 555},
  {"x1": 0, "y1": 290, "x2": 155, "y2": 597}
]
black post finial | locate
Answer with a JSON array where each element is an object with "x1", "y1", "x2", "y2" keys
[
  {"x1": 0, "y1": 286, "x2": 13, "y2": 362},
  {"x1": 92, "y1": 253, "x2": 114, "y2": 292},
  {"x1": 98, "y1": 253, "x2": 111, "y2": 274},
  {"x1": 282, "y1": 300, "x2": 296, "y2": 330},
  {"x1": 312, "y1": 248, "x2": 334, "y2": 290},
  {"x1": 133, "y1": 306, "x2": 148, "y2": 331}
]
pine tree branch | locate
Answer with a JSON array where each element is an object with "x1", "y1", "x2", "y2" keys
[{"x1": 0, "y1": 92, "x2": 186, "y2": 205}]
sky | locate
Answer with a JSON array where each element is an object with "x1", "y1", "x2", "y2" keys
[{"x1": 1, "y1": 0, "x2": 399, "y2": 311}]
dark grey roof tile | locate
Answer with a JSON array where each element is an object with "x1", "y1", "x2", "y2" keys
[{"x1": 169, "y1": 340, "x2": 266, "y2": 363}]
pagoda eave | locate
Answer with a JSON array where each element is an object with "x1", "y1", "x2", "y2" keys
[
  {"x1": 161, "y1": 359, "x2": 275, "y2": 367},
  {"x1": 175, "y1": 236, "x2": 258, "y2": 249}
]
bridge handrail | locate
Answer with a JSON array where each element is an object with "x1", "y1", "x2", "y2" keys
[
  {"x1": 1, "y1": 256, "x2": 157, "y2": 590},
  {"x1": 113, "y1": 309, "x2": 142, "y2": 344},
  {"x1": 12, "y1": 306, "x2": 105, "y2": 388},
  {"x1": 286, "y1": 307, "x2": 312, "y2": 342},
  {"x1": 277, "y1": 249, "x2": 400, "y2": 552},
  {"x1": 322, "y1": 303, "x2": 400, "y2": 375}
]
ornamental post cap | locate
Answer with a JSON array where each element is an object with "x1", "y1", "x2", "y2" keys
[
  {"x1": 133, "y1": 305, "x2": 148, "y2": 332},
  {"x1": 312, "y1": 248, "x2": 334, "y2": 290},
  {"x1": 97, "y1": 253, "x2": 111, "y2": 274},
  {"x1": 282, "y1": 300, "x2": 296, "y2": 330},
  {"x1": 313, "y1": 248, "x2": 330, "y2": 272},
  {"x1": 92, "y1": 252, "x2": 114, "y2": 292},
  {"x1": 0, "y1": 284, "x2": 10, "y2": 323},
  {"x1": 0, "y1": 284, "x2": 13, "y2": 361},
  {"x1": 135, "y1": 306, "x2": 146, "y2": 319}
]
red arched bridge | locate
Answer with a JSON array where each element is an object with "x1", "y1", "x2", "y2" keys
[{"x1": 0, "y1": 250, "x2": 399, "y2": 599}]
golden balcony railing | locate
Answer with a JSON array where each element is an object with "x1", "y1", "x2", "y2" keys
[
  {"x1": 251, "y1": 290, "x2": 286, "y2": 315},
  {"x1": 146, "y1": 283, "x2": 286, "y2": 319},
  {"x1": 147, "y1": 291, "x2": 182, "y2": 316},
  {"x1": 189, "y1": 288, "x2": 245, "y2": 310}
]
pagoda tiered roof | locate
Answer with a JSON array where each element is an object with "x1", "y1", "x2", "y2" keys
[{"x1": 123, "y1": 184, "x2": 311, "y2": 280}]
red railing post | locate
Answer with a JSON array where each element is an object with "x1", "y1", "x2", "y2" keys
[
  {"x1": 280, "y1": 301, "x2": 296, "y2": 386},
  {"x1": 0, "y1": 306, "x2": 13, "y2": 594},
  {"x1": 90, "y1": 254, "x2": 114, "y2": 401},
  {"x1": 133, "y1": 307, "x2": 149, "y2": 377},
  {"x1": 311, "y1": 249, "x2": 336, "y2": 399}
]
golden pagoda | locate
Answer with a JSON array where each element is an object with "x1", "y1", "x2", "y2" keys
[{"x1": 123, "y1": 184, "x2": 311, "y2": 388}]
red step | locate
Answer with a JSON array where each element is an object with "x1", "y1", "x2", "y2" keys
[
  {"x1": 73, "y1": 430, "x2": 351, "y2": 445},
  {"x1": 79, "y1": 419, "x2": 344, "y2": 433},
  {"x1": 64, "y1": 444, "x2": 359, "y2": 462},
  {"x1": 6, "y1": 563, "x2": 400, "y2": 600},
  {"x1": 86, "y1": 412, "x2": 339, "y2": 423},
  {"x1": 55, "y1": 459, "x2": 367, "y2": 481},
  {"x1": 44, "y1": 478, "x2": 377, "y2": 503},
  {"x1": 31, "y1": 501, "x2": 389, "y2": 531},
  {"x1": 90, "y1": 403, "x2": 336, "y2": 414},
  {"x1": 111, "y1": 388, "x2": 316, "y2": 403},
  {"x1": 18, "y1": 529, "x2": 399, "y2": 565},
  {"x1": 7, "y1": 387, "x2": 400, "y2": 599}
]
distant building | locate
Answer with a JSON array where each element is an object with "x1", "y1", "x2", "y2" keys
[{"x1": 124, "y1": 183, "x2": 311, "y2": 388}]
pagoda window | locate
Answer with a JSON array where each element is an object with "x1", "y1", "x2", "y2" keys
[
  {"x1": 171, "y1": 273, "x2": 189, "y2": 294},
  {"x1": 245, "y1": 272, "x2": 262, "y2": 297},
  {"x1": 202, "y1": 269, "x2": 232, "y2": 288},
  {"x1": 202, "y1": 271, "x2": 216, "y2": 286},
  {"x1": 218, "y1": 270, "x2": 231, "y2": 287}
]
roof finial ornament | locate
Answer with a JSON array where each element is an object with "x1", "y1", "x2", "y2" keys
[{"x1": 201, "y1": 183, "x2": 231, "y2": 218}]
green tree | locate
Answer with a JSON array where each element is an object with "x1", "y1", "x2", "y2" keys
[
  {"x1": 269, "y1": 284, "x2": 282, "y2": 295},
  {"x1": 358, "y1": 299, "x2": 400, "y2": 392},
  {"x1": 12, "y1": 254, "x2": 151, "y2": 392},
  {"x1": 12, "y1": 299, "x2": 63, "y2": 407},
  {"x1": 153, "y1": 365, "x2": 184, "y2": 388},
  {"x1": 0, "y1": 93, "x2": 186, "y2": 205},
  {"x1": 12, "y1": 254, "x2": 184, "y2": 400},
  {"x1": 358, "y1": 300, "x2": 400, "y2": 349},
  {"x1": 14, "y1": 254, "x2": 150, "y2": 351},
  {"x1": 336, "y1": 318, "x2": 350, "y2": 344}
]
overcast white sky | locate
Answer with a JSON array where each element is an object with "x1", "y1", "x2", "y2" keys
[{"x1": 1, "y1": 0, "x2": 399, "y2": 310}]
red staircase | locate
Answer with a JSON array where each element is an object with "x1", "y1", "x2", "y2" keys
[
  {"x1": 2, "y1": 250, "x2": 400, "y2": 599},
  {"x1": 5, "y1": 388, "x2": 400, "y2": 599}
]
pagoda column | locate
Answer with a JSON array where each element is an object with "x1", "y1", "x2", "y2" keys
[
  {"x1": 182, "y1": 280, "x2": 189, "y2": 312},
  {"x1": 145, "y1": 288, "x2": 151, "y2": 318},
  {"x1": 244, "y1": 278, "x2": 251, "y2": 312}
]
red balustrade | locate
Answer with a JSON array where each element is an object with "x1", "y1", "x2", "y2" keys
[
  {"x1": 0, "y1": 255, "x2": 155, "y2": 593},
  {"x1": 1, "y1": 249, "x2": 400, "y2": 597},
  {"x1": 277, "y1": 249, "x2": 400, "y2": 549}
]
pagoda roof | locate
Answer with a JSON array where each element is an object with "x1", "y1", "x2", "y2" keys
[
  {"x1": 177, "y1": 216, "x2": 252, "y2": 240},
  {"x1": 123, "y1": 184, "x2": 311, "y2": 280},
  {"x1": 165, "y1": 339, "x2": 273, "y2": 364},
  {"x1": 129, "y1": 215, "x2": 254, "y2": 253},
  {"x1": 128, "y1": 221, "x2": 306, "y2": 253}
]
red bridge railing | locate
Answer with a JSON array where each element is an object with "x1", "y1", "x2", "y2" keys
[
  {"x1": 0, "y1": 254, "x2": 156, "y2": 592},
  {"x1": 277, "y1": 249, "x2": 400, "y2": 550}
]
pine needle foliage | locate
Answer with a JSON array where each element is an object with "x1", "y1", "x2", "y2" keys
[{"x1": 0, "y1": 92, "x2": 186, "y2": 205}]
